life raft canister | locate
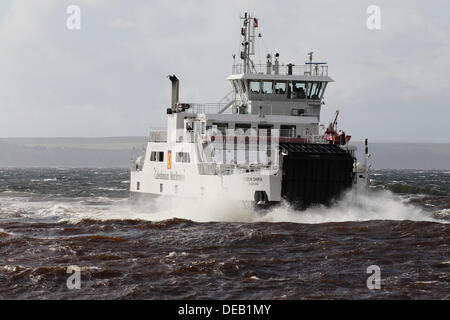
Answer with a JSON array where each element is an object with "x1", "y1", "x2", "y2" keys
[{"x1": 167, "y1": 151, "x2": 172, "y2": 170}]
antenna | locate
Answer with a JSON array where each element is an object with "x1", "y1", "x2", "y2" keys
[
  {"x1": 308, "y1": 51, "x2": 313, "y2": 75},
  {"x1": 240, "y1": 12, "x2": 258, "y2": 73},
  {"x1": 273, "y1": 53, "x2": 280, "y2": 75},
  {"x1": 266, "y1": 53, "x2": 272, "y2": 74},
  {"x1": 305, "y1": 51, "x2": 327, "y2": 75}
]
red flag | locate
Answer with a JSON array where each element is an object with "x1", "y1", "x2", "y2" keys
[{"x1": 254, "y1": 18, "x2": 258, "y2": 28}]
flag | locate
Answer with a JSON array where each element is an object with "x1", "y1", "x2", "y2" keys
[{"x1": 254, "y1": 18, "x2": 258, "y2": 28}]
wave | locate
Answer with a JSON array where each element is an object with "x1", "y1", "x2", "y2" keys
[
  {"x1": 119, "y1": 189, "x2": 445, "y2": 224},
  {"x1": 383, "y1": 183, "x2": 446, "y2": 196},
  {"x1": 0, "y1": 189, "x2": 445, "y2": 225},
  {"x1": 0, "y1": 229, "x2": 11, "y2": 237}
]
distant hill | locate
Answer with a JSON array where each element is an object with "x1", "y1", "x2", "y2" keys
[
  {"x1": 0, "y1": 137, "x2": 147, "y2": 168},
  {"x1": 0, "y1": 137, "x2": 449, "y2": 169},
  {"x1": 351, "y1": 141, "x2": 450, "y2": 169}
]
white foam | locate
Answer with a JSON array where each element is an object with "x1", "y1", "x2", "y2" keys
[
  {"x1": 0, "y1": 189, "x2": 445, "y2": 224},
  {"x1": 108, "y1": 189, "x2": 444, "y2": 224},
  {"x1": 261, "y1": 191, "x2": 439, "y2": 224}
]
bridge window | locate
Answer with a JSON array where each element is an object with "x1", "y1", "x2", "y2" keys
[
  {"x1": 150, "y1": 151, "x2": 164, "y2": 162},
  {"x1": 288, "y1": 82, "x2": 307, "y2": 99},
  {"x1": 308, "y1": 82, "x2": 325, "y2": 99},
  {"x1": 176, "y1": 152, "x2": 191, "y2": 163},
  {"x1": 249, "y1": 81, "x2": 261, "y2": 94},
  {"x1": 274, "y1": 82, "x2": 286, "y2": 95},
  {"x1": 262, "y1": 81, "x2": 273, "y2": 94}
]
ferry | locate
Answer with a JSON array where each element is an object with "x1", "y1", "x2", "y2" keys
[{"x1": 130, "y1": 13, "x2": 369, "y2": 209}]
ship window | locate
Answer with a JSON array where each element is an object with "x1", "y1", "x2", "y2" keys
[
  {"x1": 249, "y1": 81, "x2": 261, "y2": 94},
  {"x1": 137, "y1": 182, "x2": 140, "y2": 190},
  {"x1": 308, "y1": 82, "x2": 324, "y2": 99},
  {"x1": 274, "y1": 82, "x2": 286, "y2": 94},
  {"x1": 235, "y1": 123, "x2": 251, "y2": 131},
  {"x1": 280, "y1": 125, "x2": 296, "y2": 138},
  {"x1": 288, "y1": 82, "x2": 306, "y2": 99},
  {"x1": 317, "y1": 82, "x2": 325, "y2": 98},
  {"x1": 291, "y1": 109, "x2": 305, "y2": 116},
  {"x1": 262, "y1": 81, "x2": 273, "y2": 94},
  {"x1": 176, "y1": 152, "x2": 191, "y2": 163},
  {"x1": 212, "y1": 122, "x2": 228, "y2": 135},
  {"x1": 258, "y1": 124, "x2": 273, "y2": 141},
  {"x1": 150, "y1": 151, "x2": 164, "y2": 162}
]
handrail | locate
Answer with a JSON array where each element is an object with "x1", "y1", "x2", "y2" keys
[{"x1": 232, "y1": 63, "x2": 328, "y2": 76}]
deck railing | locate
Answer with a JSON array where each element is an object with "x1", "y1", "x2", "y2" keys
[
  {"x1": 186, "y1": 103, "x2": 233, "y2": 114},
  {"x1": 149, "y1": 131, "x2": 167, "y2": 142},
  {"x1": 232, "y1": 63, "x2": 328, "y2": 77}
]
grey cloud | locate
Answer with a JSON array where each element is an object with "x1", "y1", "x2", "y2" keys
[{"x1": 0, "y1": 0, "x2": 449, "y2": 143}]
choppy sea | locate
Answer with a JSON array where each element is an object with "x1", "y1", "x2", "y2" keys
[{"x1": 0, "y1": 168, "x2": 448, "y2": 299}]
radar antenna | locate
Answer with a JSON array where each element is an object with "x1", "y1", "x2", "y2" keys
[{"x1": 306, "y1": 51, "x2": 327, "y2": 76}]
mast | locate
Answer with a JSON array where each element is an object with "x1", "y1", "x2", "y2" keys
[{"x1": 240, "y1": 12, "x2": 257, "y2": 74}]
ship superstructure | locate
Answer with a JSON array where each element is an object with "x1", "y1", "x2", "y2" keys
[{"x1": 130, "y1": 13, "x2": 369, "y2": 208}]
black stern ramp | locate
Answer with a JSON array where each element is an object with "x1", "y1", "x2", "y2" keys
[{"x1": 280, "y1": 143, "x2": 355, "y2": 208}]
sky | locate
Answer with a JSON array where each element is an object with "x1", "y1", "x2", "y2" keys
[{"x1": 0, "y1": 0, "x2": 449, "y2": 142}]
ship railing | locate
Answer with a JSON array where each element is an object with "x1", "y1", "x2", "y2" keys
[
  {"x1": 182, "y1": 103, "x2": 233, "y2": 114},
  {"x1": 306, "y1": 135, "x2": 327, "y2": 144},
  {"x1": 149, "y1": 130, "x2": 167, "y2": 142},
  {"x1": 149, "y1": 129, "x2": 327, "y2": 144},
  {"x1": 257, "y1": 130, "x2": 327, "y2": 144},
  {"x1": 232, "y1": 63, "x2": 328, "y2": 77},
  {"x1": 279, "y1": 129, "x2": 296, "y2": 138},
  {"x1": 197, "y1": 163, "x2": 217, "y2": 175},
  {"x1": 203, "y1": 132, "x2": 329, "y2": 145}
]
